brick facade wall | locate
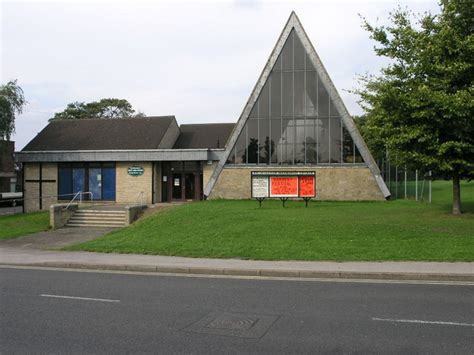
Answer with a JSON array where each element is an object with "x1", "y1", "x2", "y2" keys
[
  {"x1": 24, "y1": 162, "x2": 155, "y2": 212},
  {"x1": 22, "y1": 161, "x2": 384, "y2": 213},
  {"x1": 208, "y1": 166, "x2": 385, "y2": 201},
  {"x1": 24, "y1": 163, "x2": 58, "y2": 212},
  {"x1": 116, "y1": 162, "x2": 153, "y2": 205}
]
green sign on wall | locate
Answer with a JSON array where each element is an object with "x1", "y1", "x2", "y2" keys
[{"x1": 128, "y1": 166, "x2": 144, "y2": 176}]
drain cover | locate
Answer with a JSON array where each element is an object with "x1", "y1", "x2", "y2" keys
[
  {"x1": 185, "y1": 312, "x2": 278, "y2": 338},
  {"x1": 206, "y1": 315, "x2": 258, "y2": 331}
]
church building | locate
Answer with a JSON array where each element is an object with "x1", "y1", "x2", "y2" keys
[{"x1": 17, "y1": 12, "x2": 390, "y2": 212}]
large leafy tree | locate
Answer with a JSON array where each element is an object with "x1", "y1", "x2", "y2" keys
[
  {"x1": 0, "y1": 80, "x2": 26, "y2": 140},
  {"x1": 357, "y1": 0, "x2": 473, "y2": 214},
  {"x1": 52, "y1": 98, "x2": 145, "y2": 120}
]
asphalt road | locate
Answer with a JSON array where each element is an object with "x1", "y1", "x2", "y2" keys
[{"x1": 1, "y1": 267, "x2": 473, "y2": 354}]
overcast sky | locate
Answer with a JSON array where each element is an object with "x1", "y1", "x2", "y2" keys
[{"x1": 1, "y1": 0, "x2": 439, "y2": 150}]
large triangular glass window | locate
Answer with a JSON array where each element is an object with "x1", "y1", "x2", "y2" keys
[{"x1": 226, "y1": 29, "x2": 363, "y2": 165}]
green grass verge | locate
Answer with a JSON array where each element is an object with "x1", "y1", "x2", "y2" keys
[
  {"x1": 0, "y1": 211, "x2": 49, "y2": 240},
  {"x1": 65, "y1": 181, "x2": 474, "y2": 261}
]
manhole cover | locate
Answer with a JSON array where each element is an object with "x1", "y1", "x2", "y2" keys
[
  {"x1": 206, "y1": 315, "x2": 258, "y2": 331},
  {"x1": 185, "y1": 312, "x2": 279, "y2": 338}
]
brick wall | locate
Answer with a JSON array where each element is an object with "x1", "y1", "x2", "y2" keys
[
  {"x1": 24, "y1": 162, "x2": 155, "y2": 211},
  {"x1": 116, "y1": 162, "x2": 153, "y2": 205},
  {"x1": 208, "y1": 166, "x2": 385, "y2": 201},
  {"x1": 23, "y1": 163, "x2": 58, "y2": 212},
  {"x1": 24, "y1": 163, "x2": 40, "y2": 212}
]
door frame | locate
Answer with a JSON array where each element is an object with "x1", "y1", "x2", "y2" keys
[{"x1": 161, "y1": 161, "x2": 202, "y2": 202}]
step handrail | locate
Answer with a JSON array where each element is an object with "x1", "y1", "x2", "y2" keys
[{"x1": 64, "y1": 191, "x2": 94, "y2": 210}]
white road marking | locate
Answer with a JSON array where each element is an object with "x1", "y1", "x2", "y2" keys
[
  {"x1": 39, "y1": 294, "x2": 120, "y2": 303},
  {"x1": 372, "y1": 317, "x2": 474, "y2": 327}
]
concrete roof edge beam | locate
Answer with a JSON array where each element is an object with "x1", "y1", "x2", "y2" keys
[{"x1": 203, "y1": 12, "x2": 295, "y2": 197}]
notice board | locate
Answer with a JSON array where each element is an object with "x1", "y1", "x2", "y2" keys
[
  {"x1": 270, "y1": 176, "x2": 298, "y2": 197},
  {"x1": 252, "y1": 176, "x2": 269, "y2": 198},
  {"x1": 299, "y1": 175, "x2": 315, "y2": 197},
  {"x1": 251, "y1": 171, "x2": 316, "y2": 198}
]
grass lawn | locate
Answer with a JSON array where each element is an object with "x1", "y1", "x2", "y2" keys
[
  {"x1": 0, "y1": 211, "x2": 49, "y2": 240},
  {"x1": 65, "y1": 181, "x2": 474, "y2": 261}
]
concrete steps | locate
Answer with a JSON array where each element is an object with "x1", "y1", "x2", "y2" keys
[{"x1": 66, "y1": 209, "x2": 126, "y2": 228}]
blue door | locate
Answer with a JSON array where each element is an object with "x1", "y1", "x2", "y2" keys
[
  {"x1": 58, "y1": 166, "x2": 72, "y2": 200},
  {"x1": 102, "y1": 167, "x2": 116, "y2": 200},
  {"x1": 88, "y1": 168, "x2": 102, "y2": 200},
  {"x1": 72, "y1": 168, "x2": 85, "y2": 195}
]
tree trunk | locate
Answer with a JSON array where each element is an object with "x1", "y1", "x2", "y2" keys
[{"x1": 452, "y1": 173, "x2": 461, "y2": 215}]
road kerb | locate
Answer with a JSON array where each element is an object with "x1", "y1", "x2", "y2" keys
[
  {"x1": 154, "y1": 266, "x2": 190, "y2": 274},
  {"x1": 70, "y1": 262, "x2": 127, "y2": 271},
  {"x1": 260, "y1": 269, "x2": 301, "y2": 278},
  {"x1": 1, "y1": 262, "x2": 473, "y2": 282},
  {"x1": 224, "y1": 268, "x2": 261, "y2": 276},
  {"x1": 187, "y1": 267, "x2": 224, "y2": 275},
  {"x1": 126, "y1": 265, "x2": 158, "y2": 272}
]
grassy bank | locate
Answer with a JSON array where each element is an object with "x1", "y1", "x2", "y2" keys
[
  {"x1": 0, "y1": 212, "x2": 49, "y2": 240},
  {"x1": 65, "y1": 181, "x2": 474, "y2": 261}
]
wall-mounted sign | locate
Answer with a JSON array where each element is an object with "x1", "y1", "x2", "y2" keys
[
  {"x1": 174, "y1": 178, "x2": 180, "y2": 186},
  {"x1": 251, "y1": 171, "x2": 316, "y2": 198},
  {"x1": 128, "y1": 166, "x2": 144, "y2": 176}
]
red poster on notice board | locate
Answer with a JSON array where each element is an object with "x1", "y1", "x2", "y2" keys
[
  {"x1": 270, "y1": 176, "x2": 299, "y2": 197},
  {"x1": 299, "y1": 175, "x2": 316, "y2": 197}
]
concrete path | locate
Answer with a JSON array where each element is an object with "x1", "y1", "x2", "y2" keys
[
  {"x1": 1, "y1": 244, "x2": 473, "y2": 282},
  {"x1": 0, "y1": 206, "x2": 23, "y2": 216},
  {"x1": 0, "y1": 227, "x2": 115, "y2": 250}
]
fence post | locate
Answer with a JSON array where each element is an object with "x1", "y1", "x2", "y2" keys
[
  {"x1": 387, "y1": 155, "x2": 391, "y2": 194},
  {"x1": 404, "y1": 168, "x2": 407, "y2": 199},
  {"x1": 415, "y1": 170, "x2": 418, "y2": 201},
  {"x1": 395, "y1": 165, "x2": 398, "y2": 199},
  {"x1": 429, "y1": 171, "x2": 432, "y2": 203}
]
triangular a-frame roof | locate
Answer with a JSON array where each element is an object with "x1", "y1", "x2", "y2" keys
[{"x1": 204, "y1": 11, "x2": 390, "y2": 198}]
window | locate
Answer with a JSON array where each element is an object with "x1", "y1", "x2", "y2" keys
[
  {"x1": 225, "y1": 29, "x2": 362, "y2": 166},
  {"x1": 58, "y1": 163, "x2": 116, "y2": 201}
]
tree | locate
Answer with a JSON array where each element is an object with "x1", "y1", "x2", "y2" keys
[
  {"x1": 0, "y1": 80, "x2": 26, "y2": 140},
  {"x1": 356, "y1": 0, "x2": 473, "y2": 214},
  {"x1": 51, "y1": 98, "x2": 145, "y2": 120}
]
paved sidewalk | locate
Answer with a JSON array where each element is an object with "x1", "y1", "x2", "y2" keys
[
  {"x1": 0, "y1": 227, "x2": 115, "y2": 249},
  {"x1": 0, "y1": 206, "x2": 23, "y2": 216},
  {"x1": 1, "y1": 245, "x2": 473, "y2": 282}
]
